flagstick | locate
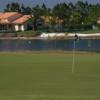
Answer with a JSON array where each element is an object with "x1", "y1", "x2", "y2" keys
[{"x1": 72, "y1": 39, "x2": 76, "y2": 73}]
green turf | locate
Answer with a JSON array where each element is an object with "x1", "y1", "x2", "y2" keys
[{"x1": 0, "y1": 52, "x2": 100, "y2": 100}]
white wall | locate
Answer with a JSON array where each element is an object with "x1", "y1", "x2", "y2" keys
[
  {"x1": 14, "y1": 24, "x2": 25, "y2": 31},
  {"x1": 14, "y1": 22, "x2": 33, "y2": 31},
  {"x1": 21, "y1": 25, "x2": 25, "y2": 31},
  {"x1": 14, "y1": 25, "x2": 19, "y2": 31}
]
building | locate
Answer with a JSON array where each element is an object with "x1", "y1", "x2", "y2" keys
[{"x1": 0, "y1": 12, "x2": 33, "y2": 32}]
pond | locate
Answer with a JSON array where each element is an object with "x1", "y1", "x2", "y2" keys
[{"x1": 0, "y1": 39, "x2": 100, "y2": 52}]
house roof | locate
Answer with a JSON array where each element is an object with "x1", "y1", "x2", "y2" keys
[
  {"x1": 0, "y1": 12, "x2": 32, "y2": 24},
  {"x1": 0, "y1": 13, "x2": 3, "y2": 16},
  {"x1": 0, "y1": 12, "x2": 18, "y2": 19},
  {"x1": 13, "y1": 15, "x2": 32, "y2": 24}
]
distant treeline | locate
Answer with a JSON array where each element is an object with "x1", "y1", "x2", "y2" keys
[{"x1": 3, "y1": 1, "x2": 100, "y2": 32}]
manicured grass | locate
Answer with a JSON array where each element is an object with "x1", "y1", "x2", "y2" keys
[
  {"x1": 0, "y1": 52, "x2": 100, "y2": 100},
  {"x1": 81, "y1": 29, "x2": 100, "y2": 34},
  {"x1": 69, "y1": 28, "x2": 100, "y2": 34},
  {"x1": 16, "y1": 30, "x2": 36, "y2": 37}
]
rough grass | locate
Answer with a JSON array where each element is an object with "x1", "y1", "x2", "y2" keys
[{"x1": 0, "y1": 52, "x2": 100, "y2": 100}]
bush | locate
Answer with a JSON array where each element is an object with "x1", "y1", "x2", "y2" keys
[
  {"x1": 67, "y1": 24, "x2": 92, "y2": 32},
  {"x1": 0, "y1": 32, "x2": 17, "y2": 37}
]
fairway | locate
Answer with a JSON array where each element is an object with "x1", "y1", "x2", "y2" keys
[{"x1": 0, "y1": 52, "x2": 100, "y2": 100}]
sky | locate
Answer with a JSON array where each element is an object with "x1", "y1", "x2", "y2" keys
[{"x1": 0, "y1": 0, "x2": 100, "y2": 11}]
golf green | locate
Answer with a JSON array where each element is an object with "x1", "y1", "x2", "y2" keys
[{"x1": 0, "y1": 52, "x2": 100, "y2": 100}]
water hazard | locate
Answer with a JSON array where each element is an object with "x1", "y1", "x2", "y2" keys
[{"x1": 0, "y1": 39, "x2": 100, "y2": 51}]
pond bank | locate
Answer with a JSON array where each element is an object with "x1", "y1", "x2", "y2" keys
[{"x1": 0, "y1": 36, "x2": 100, "y2": 40}]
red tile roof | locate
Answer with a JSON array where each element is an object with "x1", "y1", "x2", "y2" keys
[
  {"x1": 0, "y1": 12, "x2": 18, "y2": 19},
  {"x1": 0, "y1": 12, "x2": 31, "y2": 24},
  {"x1": 13, "y1": 15, "x2": 32, "y2": 24}
]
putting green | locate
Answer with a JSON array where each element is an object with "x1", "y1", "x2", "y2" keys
[{"x1": 0, "y1": 52, "x2": 100, "y2": 100}]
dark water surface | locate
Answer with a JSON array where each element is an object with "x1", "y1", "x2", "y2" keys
[{"x1": 0, "y1": 39, "x2": 100, "y2": 51}]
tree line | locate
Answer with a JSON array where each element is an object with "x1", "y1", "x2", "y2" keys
[{"x1": 4, "y1": 1, "x2": 100, "y2": 32}]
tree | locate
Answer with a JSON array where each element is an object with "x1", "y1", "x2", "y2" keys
[
  {"x1": 70, "y1": 11, "x2": 82, "y2": 25},
  {"x1": 75, "y1": 1, "x2": 88, "y2": 24},
  {"x1": 21, "y1": 4, "x2": 32, "y2": 14},
  {"x1": 32, "y1": 5, "x2": 43, "y2": 30},
  {"x1": 84, "y1": 3, "x2": 99, "y2": 25},
  {"x1": 4, "y1": 2, "x2": 21, "y2": 12},
  {"x1": 52, "y1": 3, "x2": 71, "y2": 27},
  {"x1": 41, "y1": 3, "x2": 51, "y2": 16}
]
